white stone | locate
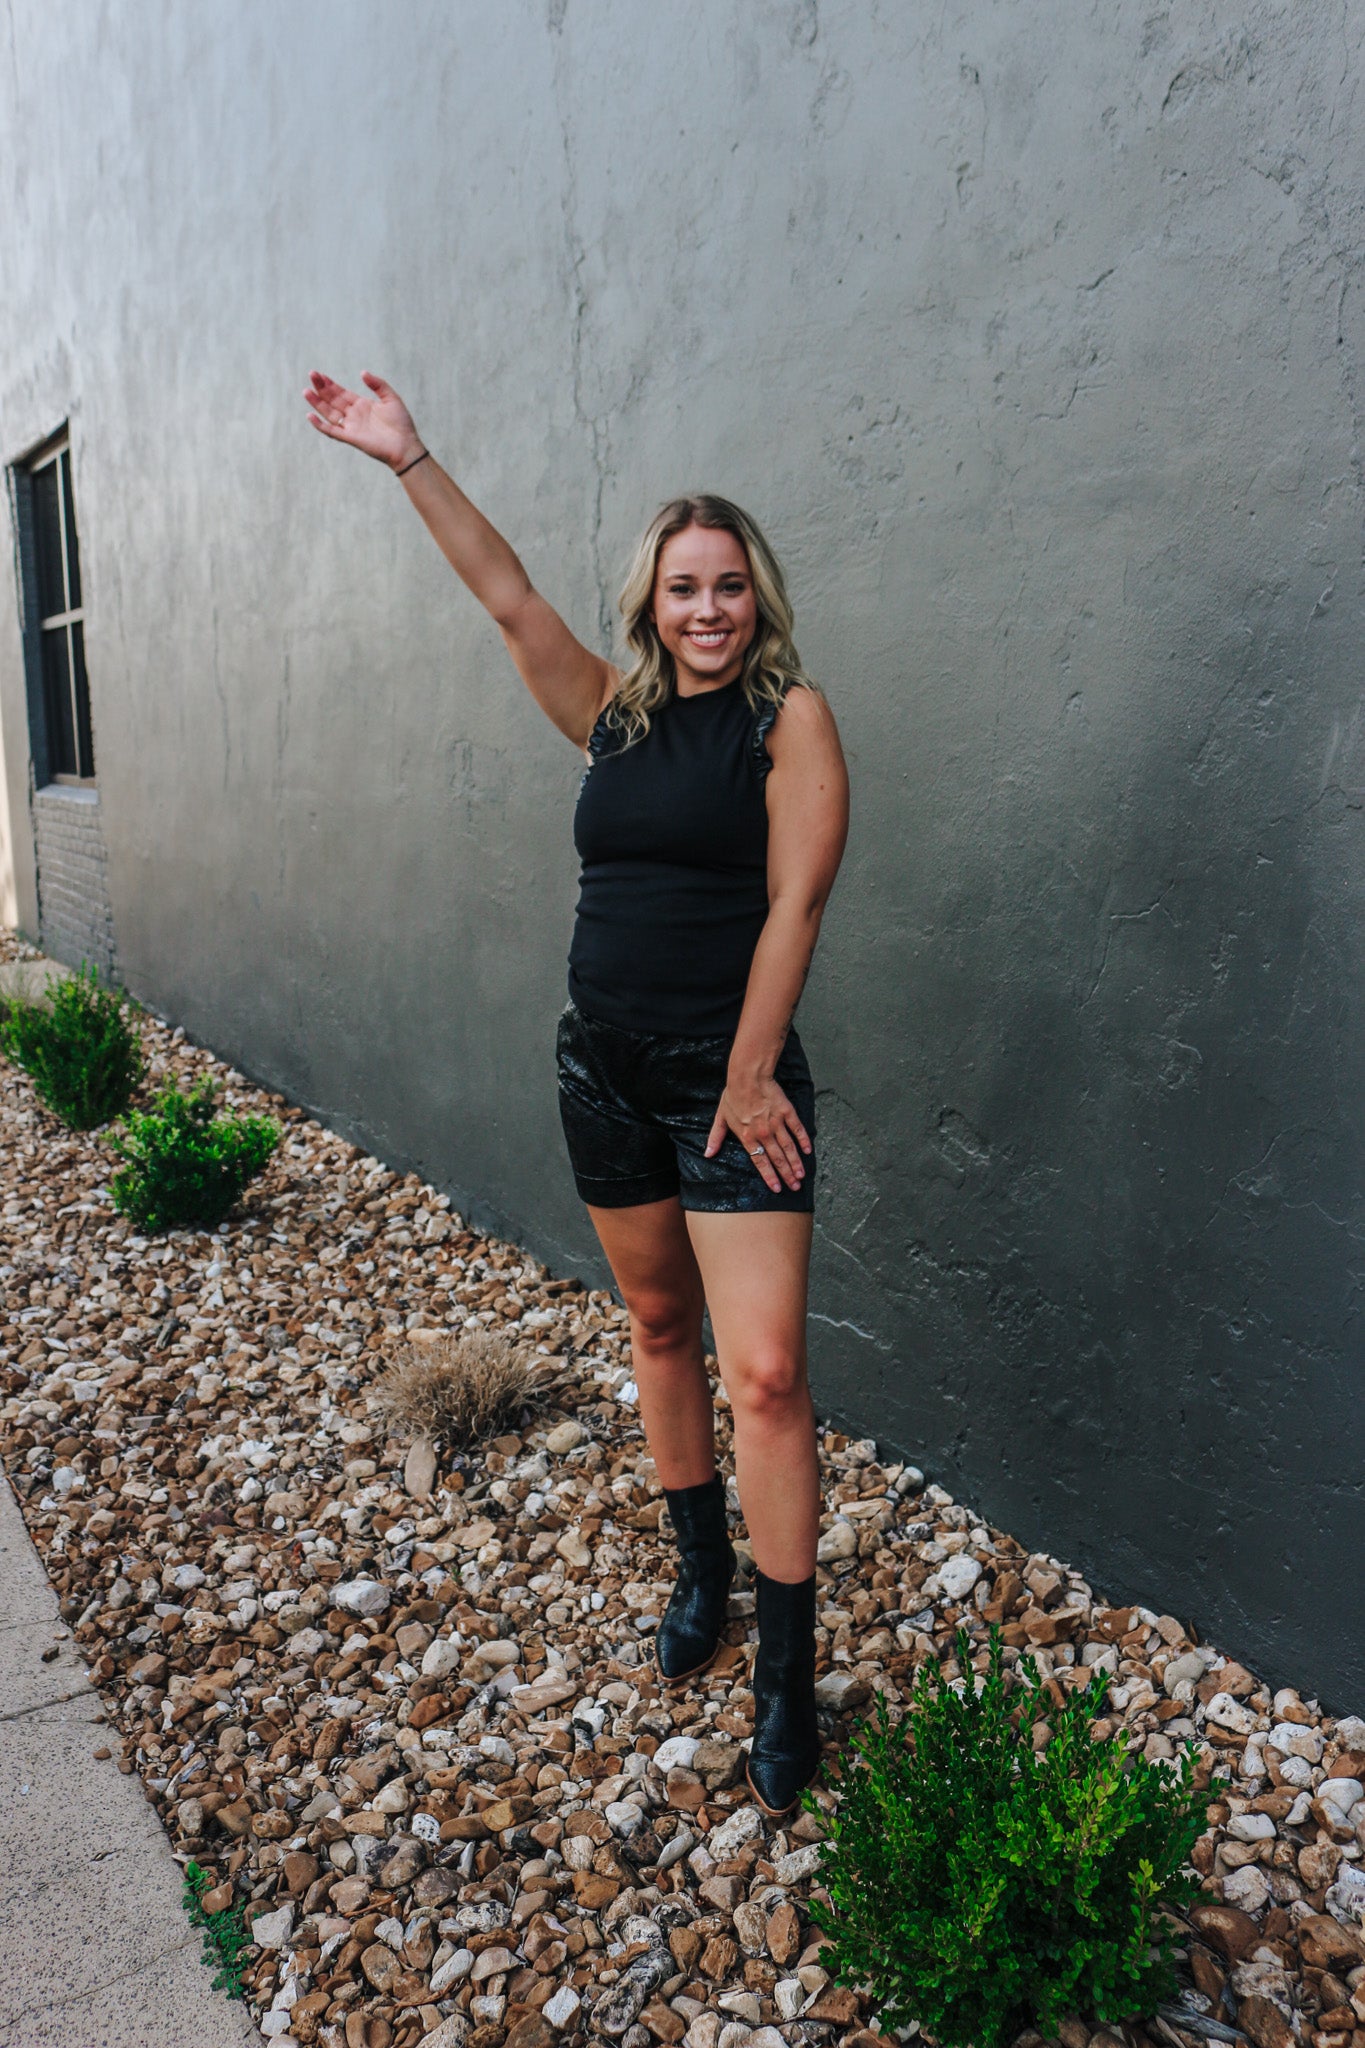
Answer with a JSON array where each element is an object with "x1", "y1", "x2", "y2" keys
[
  {"x1": 543, "y1": 1985, "x2": 582, "y2": 2030},
  {"x1": 936, "y1": 1554, "x2": 982, "y2": 1602},
  {"x1": 422, "y1": 2019, "x2": 470, "y2": 2048},
  {"x1": 1268, "y1": 1721, "x2": 1325, "y2": 1763},
  {"x1": 1228, "y1": 1812, "x2": 1277, "y2": 1842},
  {"x1": 1322, "y1": 1778, "x2": 1364, "y2": 1814},
  {"x1": 708, "y1": 1806, "x2": 765, "y2": 1858},
  {"x1": 606, "y1": 1800, "x2": 647, "y2": 1836},
  {"x1": 774, "y1": 1980, "x2": 805, "y2": 2022},
  {"x1": 685, "y1": 2017, "x2": 722, "y2": 2048},
  {"x1": 333, "y1": 1578, "x2": 391, "y2": 1617},
  {"x1": 1277, "y1": 1753, "x2": 1315, "y2": 1788},
  {"x1": 171, "y1": 1563, "x2": 206, "y2": 1591},
  {"x1": 411, "y1": 1811, "x2": 441, "y2": 1844},
  {"x1": 814, "y1": 1672, "x2": 864, "y2": 1711},
  {"x1": 430, "y1": 1948, "x2": 474, "y2": 1994},
  {"x1": 1163, "y1": 1650, "x2": 1208, "y2": 1692},
  {"x1": 1222, "y1": 1865, "x2": 1271, "y2": 1915},
  {"x1": 1333, "y1": 1716, "x2": 1365, "y2": 1749},
  {"x1": 251, "y1": 1902, "x2": 295, "y2": 1950},
  {"x1": 546, "y1": 1420, "x2": 587, "y2": 1455},
  {"x1": 717, "y1": 1992, "x2": 762, "y2": 2024},
  {"x1": 404, "y1": 1438, "x2": 437, "y2": 1501},
  {"x1": 653, "y1": 1735, "x2": 700, "y2": 1773},
  {"x1": 717, "y1": 2025, "x2": 753, "y2": 2048},
  {"x1": 1326, "y1": 1864, "x2": 1365, "y2": 1928},
  {"x1": 1284, "y1": 1791, "x2": 1314, "y2": 1827},
  {"x1": 421, "y1": 1635, "x2": 464, "y2": 1679},
  {"x1": 468, "y1": 1638, "x2": 521, "y2": 1669},
  {"x1": 816, "y1": 1520, "x2": 857, "y2": 1564},
  {"x1": 747, "y1": 2032, "x2": 787, "y2": 2048},
  {"x1": 772, "y1": 1843, "x2": 822, "y2": 1886},
  {"x1": 1204, "y1": 1692, "x2": 1259, "y2": 1736}
]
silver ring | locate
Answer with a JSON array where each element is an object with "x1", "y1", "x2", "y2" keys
[{"x1": 750, "y1": 1145, "x2": 765, "y2": 1157}]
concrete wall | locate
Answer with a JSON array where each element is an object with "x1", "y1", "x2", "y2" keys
[{"x1": 1, "y1": 1, "x2": 1361, "y2": 1704}]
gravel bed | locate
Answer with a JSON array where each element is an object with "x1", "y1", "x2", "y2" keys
[{"x1": 2, "y1": 926, "x2": 1363, "y2": 2048}]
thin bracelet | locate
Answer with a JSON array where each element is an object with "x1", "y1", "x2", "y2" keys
[{"x1": 395, "y1": 449, "x2": 430, "y2": 478}]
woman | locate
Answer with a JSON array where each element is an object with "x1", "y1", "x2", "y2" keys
[{"x1": 303, "y1": 369, "x2": 849, "y2": 1815}]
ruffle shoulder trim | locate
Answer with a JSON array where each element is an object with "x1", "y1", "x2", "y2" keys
[
  {"x1": 751, "y1": 684, "x2": 792, "y2": 781},
  {"x1": 586, "y1": 702, "x2": 620, "y2": 762}
]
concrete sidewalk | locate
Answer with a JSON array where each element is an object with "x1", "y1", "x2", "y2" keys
[{"x1": 0, "y1": 1477, "x2": 260, "y2": 2047}]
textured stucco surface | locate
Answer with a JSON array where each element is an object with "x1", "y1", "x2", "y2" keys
[{"x1": 0, "y1": 3, "x2": 1361, "y2": 1703}]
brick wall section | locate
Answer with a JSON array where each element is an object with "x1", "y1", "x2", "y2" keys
[{"x1": 32, "y1": 785, "x2": 119, "y2": 979}]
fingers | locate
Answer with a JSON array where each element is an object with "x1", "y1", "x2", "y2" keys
[
  {"x1": 743, "y1": 1098, "x2": 809, "y2": 1193},
  {"x1": 703, "y1": 1105, "x2": 728, "y2": 1159},
  {"x1": 747, "y1": 1142, "x2": 784, "y2": 1195},
  {"x1": 362, "y1": 371, "x2": 395, "y2": 398}
]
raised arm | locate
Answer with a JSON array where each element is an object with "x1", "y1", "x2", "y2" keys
[{"x1": 303, "y1": 370, "x2": 615, "y2": 747}]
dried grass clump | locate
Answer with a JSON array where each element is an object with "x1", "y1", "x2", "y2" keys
[{"x1": 370, "y1": 1330, "x2": 534, "y2": 1446}]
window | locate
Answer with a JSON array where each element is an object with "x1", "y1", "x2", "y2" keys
[{"x1": 22, "y1": 433, "x2": 95, "y2": 784}]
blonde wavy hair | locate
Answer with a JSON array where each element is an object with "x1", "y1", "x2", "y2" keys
[{"x1": 603, "y1": 494, "x2": 820, "y2": 747}]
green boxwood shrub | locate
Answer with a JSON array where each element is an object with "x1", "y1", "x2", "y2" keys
[
  {"x1": 808, "y1": 1625, "x2": 1208, "y2": 2048},
  {"x1": 0, "y1": 960, "x2": 145, "y2": 1129},
  {"x1": 107, "y1": 1075, "x2": 280, "y2": 1232}
]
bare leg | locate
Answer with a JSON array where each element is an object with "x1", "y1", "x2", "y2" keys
[
  {"x1": 586, "y1": 1197, "x2": 714, "y2": 1489},
  {"x1": 683, "y1": 1210, "x2": 819, "y2": 1581}
]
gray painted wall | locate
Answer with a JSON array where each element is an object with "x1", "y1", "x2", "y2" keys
[{"x1": 1, "y1": 2, "x2": 1361, "y2": 1703}]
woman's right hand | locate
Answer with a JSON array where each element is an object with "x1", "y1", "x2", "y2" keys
[{"x1": 303, "y1": 369, "x2": 425, "y2": 472}]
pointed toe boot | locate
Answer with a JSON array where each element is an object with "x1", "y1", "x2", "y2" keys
[
  {"x1": 655, "y1": 1474, "x2": 736, "y2": 1686},
  {"x1": 745, "y1": 1568, "x2": 820, "y2": 1816}
]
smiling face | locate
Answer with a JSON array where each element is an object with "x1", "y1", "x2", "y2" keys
[{"x1": 650, "y1": 523, "x2": 758, "y2": 694}]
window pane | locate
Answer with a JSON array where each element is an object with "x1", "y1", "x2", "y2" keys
[
  {"x1": 72, "y1": 621, "x2": 95, "y2": 779},
  {"x1": 60, "y1": 450, "x2": 82, "y2": 611},
  {"x1": 41, "y1": 626, "x2": 78, "y2": 776},
  {"x1": 33, "y1": 462, "x2": 66, "y2": 619}
]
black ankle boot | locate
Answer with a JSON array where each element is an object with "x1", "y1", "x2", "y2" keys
[
  {"x1": 655, "y1": 1475, "x2": 736, "y2": 1685},
  {"x1": 745, "y1": 1568, "x2": 820, "y2": 1816}
]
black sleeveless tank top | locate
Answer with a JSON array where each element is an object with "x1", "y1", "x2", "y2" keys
[{"x1": 567, "y1": 680, "x2": 787, "y2": 1036}]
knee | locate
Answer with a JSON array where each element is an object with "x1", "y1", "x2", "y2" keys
[
  {"x1": 626, "y1": 1288, "x2": 701, "y2": 1357},
  {"x1": 728, "y1": 1348, "x2": 808, "y2": 1425}
]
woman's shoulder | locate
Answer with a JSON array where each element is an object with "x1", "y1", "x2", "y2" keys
[{"x1": 752, "y1": 679, "x2": 833, "y2": 777}]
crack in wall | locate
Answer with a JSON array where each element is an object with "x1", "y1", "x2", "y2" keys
[{"x1": 550, "y1": 34, "x2": 613, "y2": 656}]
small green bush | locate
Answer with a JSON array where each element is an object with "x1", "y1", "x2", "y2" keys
[
  {"x1": 107, "y1": 1075, "x2": 280, "y2": 1232},
  {"x1": 182, "y1": 1858, "x2": 249, "y2": 1998},
  {"x1": 0, "y1": 961, "x2": 145, "y2": 1128},
  {"x1": 808, "y1": 1626, "x2": 1208, "y2": 2048}
]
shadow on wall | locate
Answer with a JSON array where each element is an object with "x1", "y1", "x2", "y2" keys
[{"x1": 804, "y1": 600, "x2": 1362, "y2": 1703}]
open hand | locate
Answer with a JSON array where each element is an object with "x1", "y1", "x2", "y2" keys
[
  {"x1": 303, "y1": 370, "x2": 425, "y2": 472},
  {"x1": 704, "y1": 1075, "x2": 811, "y2": 1194}
]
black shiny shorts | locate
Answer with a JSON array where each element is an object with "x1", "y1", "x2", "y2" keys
[{"x1": 556, "y1": 1000, "x2": 817, "y2": 1213}]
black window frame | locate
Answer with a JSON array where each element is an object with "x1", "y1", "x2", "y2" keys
[{"x1": 10, "y1": 426, "x2": 96, "y2": 788}]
